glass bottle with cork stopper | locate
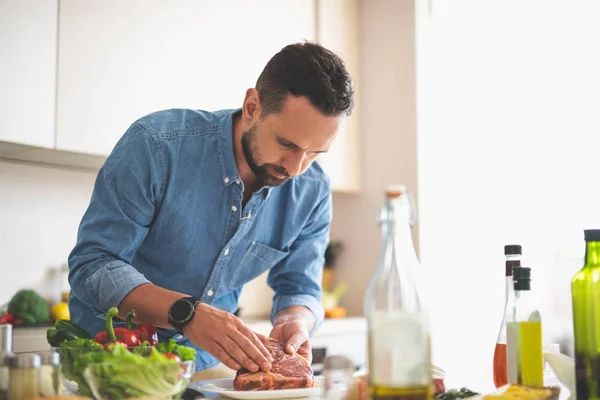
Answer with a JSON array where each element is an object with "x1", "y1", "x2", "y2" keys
[
  {"x1": 493, "y1": 244, "x2": 522, "y2": 388},
  {"x1": 364, "y1": 186, "x2": 431, "y2": 400}
]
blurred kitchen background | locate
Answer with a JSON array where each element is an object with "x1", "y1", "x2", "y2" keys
[{"x1": 2, "y1": 0, "x2": 600, "y2": 392}]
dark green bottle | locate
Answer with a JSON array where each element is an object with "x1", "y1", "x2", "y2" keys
[{"x1": 572, "y1": 229, "x2": 600, "y2": 400}]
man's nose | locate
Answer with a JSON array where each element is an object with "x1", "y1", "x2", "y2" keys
[{"x1": 282, "y1": 152, "x2": 306, "y2": 177}]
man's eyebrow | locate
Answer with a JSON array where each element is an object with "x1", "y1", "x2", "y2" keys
[
  {"x1": 276, "y1": 135, "x2": 329, "y2": 153},
  {"x1": 276, "y1": 135, "x2": 303, "y2": 150}
]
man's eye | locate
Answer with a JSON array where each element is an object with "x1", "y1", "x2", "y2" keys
[{"x1": 280, "y1": 141, "x2": 295, "y2": 149}]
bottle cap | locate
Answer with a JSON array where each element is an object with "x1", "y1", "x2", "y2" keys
[
  {"x1": 0, "y1": 351, "x2": 14, "y2": 367},
  {"x1": 513, "y1": 266, "x2": 532, "y2": 291},
  {"x1": 40, "y1": 350, "x2": 60, "y2": 366},
  {"x1": 324, "y1": 355, "x2": 354, "y2": 371},
  {"x1": 513, "y1": 266, "x2": 531, "y2": 281},
  {"x1": 385, "y1": 184, "x2": 406, "y2": 198},
  {"x1": 504, "y1": 245, "x2": 522, "y2": 255},
  {"x1": 584, "y1": 230, "x2": 600, "y2": 242},
  {"x1": 9, "y1": 352, "x2": 41, "y2": 369}
]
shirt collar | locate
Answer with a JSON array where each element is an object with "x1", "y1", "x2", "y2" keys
[{"x1": 218, "y1": 109, "x2": 242, "y2": 187}]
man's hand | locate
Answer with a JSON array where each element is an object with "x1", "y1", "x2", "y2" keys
[
  {"x1": 269, "y1": 320, "x2": 312, "y2": 364},
  {"x1": 184, "y1": 303, "x2": 273, "y2": 372}
]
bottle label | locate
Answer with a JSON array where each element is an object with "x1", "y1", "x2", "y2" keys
[{"x1": 369, "y1": 311, "x2": 430, "y2": 386}]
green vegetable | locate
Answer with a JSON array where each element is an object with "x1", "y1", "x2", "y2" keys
[
  {"x1": 46, "y1": 319, "x2": 92, "y2": 347},
  {"x1": 8, "y1": 289, "x2": 50, "y2": 324},
  {"x1": 56, "y1": 338, "x2": 104, "y2": 397},
  {"x1": 155, "y1": 338, "x2": 197, "y2": 361},
  {"x1": 81, "y1": 344, "x2": 190, "y2": 399},
  {"x1": 55, "y1": 319, "x2": 92, "y2": 339},
  {"x1": 47, "y1": 328, "x2": 78, "y2": 347},
  {"x1": 436, "y1": 387, "x2": 480, "y2": 400}
]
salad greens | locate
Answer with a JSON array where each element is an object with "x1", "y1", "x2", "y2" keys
[
  {"x1": 82, "y1": 344, "x2": 192, "y2": 399},
  {"x1": 56, "y1": 337, "x2": 196, "y2": 398}
]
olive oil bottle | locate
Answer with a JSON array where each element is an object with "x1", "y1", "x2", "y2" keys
[
  {"x1": 364, "y1": 186, "x2": 432, "y2": 400},
  {"x1": 572, "y1": 229, "x2": 600, "y2": 400},
  {"x1": 506, "y1": 266, "x2": 544, "y2": 387}
]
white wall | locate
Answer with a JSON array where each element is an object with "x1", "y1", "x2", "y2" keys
[
  {"x1": 0, "y1": 160, "x2": 96, "y2": 306},
  {"x1": 415, "y1": 0, "x2": 600, "y2": 392},
  {"x1": 329, "y1": 0, "x2": 419, "y2": 320}
]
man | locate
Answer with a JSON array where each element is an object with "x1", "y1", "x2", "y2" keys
[{"x1": 68, "y1": 41, "x2": 355, "y2": 380}]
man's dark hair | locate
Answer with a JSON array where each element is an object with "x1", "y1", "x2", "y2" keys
[{"x1": 256, "y1": 41, "x2": 355, "y2": 117}]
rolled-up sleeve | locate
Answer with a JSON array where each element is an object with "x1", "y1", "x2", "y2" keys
[
  {"x1": 68, "y1": 122, "x2": 165, "y2": 317},
  {"x1": 267, "y1": 179, "x2": 332, "y2": 335}
]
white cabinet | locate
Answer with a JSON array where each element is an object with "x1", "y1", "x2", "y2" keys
[
  {"x1": 316, "y1": 0, "x2": 362, "y2": 193},
  {"x1": 0, "y1": 0, "x2": 362, "y2": 190},
  {"x1": 56, "y1": 0, "x2": 315, "y2": 156},
  {"x1": 0, "y1": 0, "x2": 57, "y2": 148}
]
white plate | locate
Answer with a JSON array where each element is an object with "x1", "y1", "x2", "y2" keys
[{"x1": 189, "y1": 377, "x2": 324, "y2": 399}]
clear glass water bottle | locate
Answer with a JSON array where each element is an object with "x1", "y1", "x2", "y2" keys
[{"x1": 364, "y1": 186, "x2": 432, "y2": 400}]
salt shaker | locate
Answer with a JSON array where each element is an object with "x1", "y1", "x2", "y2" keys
[
  {"x1": 40, "y1": 350, "x2": 61, "y2": 396},
  {"x1": 0, "y1": 352, "x2": 13, "y2": 400},
  {"x1": 323, "y1": 355, "x2": 355, "y2": 400},
  {"x1": 9, "y1": 353, "x2": 41, "y2": 400}
]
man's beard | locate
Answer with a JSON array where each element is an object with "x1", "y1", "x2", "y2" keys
[{"x1": 241, "y1": 124, "x2": 291, "y2": 187}]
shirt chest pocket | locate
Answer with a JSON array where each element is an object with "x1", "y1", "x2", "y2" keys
[{"x1": 228, "y1": 241, "x2": 289, "y2": 290}]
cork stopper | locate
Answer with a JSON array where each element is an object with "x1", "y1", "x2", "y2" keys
[{"x1": 385, "y1": 184, "x2": 406, "y2": 198}]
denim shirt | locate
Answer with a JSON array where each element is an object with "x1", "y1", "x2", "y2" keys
[{"x1": 68, "y1": 108, "x2": 330, "y2": 371}]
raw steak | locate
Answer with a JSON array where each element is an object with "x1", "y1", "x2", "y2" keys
[{"x1": 234, "y1": 337, "x2": 314, "y2": 391}]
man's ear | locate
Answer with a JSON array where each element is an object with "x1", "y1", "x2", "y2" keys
[{"x1": 242, "y1": 88, "x2": 261, "y2": 125}]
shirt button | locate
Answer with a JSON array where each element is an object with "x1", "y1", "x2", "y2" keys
[
  {"x1": 224, "y1": 177, "x2": 230, "y2": 183},
  {"x1": 224, "y1": 248, "x2": 230, "y2": 256},
  {"x1": 235, "y1": 179, "x2": 240, "y2": 185},
  {"x1": 207, "y1": 289, "x2": 214, "y2": 297},
  {"x1": 231, "y1": 205, "x2": 238, "y2": 212}
]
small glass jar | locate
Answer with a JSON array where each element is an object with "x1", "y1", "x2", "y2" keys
[
  {"x1": 323, "y1": 355, "x2": 355, "y2": 400},
  {"x1": 0, "y1": 351, "x2": 14, "y2": 400},
  {"x1": 40, "y1": 350, "x2": 61, "y2": 396},
  {"x1": 9, "y1": 353, "x2": 41, "y2": 400}
]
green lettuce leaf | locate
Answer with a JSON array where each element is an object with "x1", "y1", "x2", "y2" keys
[{"x1": 155, "y1": 338, "x2": 197, "y2": 361}]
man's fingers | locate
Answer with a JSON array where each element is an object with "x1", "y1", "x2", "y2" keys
[
  {"x1": 285, "y1": 331, "x2": 308, "y2": 355},
  {"x1": 298, "y1": 344, "x2": 313, "y2": 364},
  {"x1": 223, "y1": 335, "x2": 263, "y2": 373},
  {"x1": 230, "y1": 330, "x2": 272, "y2": 372},
  {"x1": 247, "y1": 330, "x2": 273, "y2": 363},
  {"x1": 210, "y1": 342, "x2": 242, "y2": 371}
]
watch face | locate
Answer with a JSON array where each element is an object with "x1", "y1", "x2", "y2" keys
[{"x1": 170, "y1": 299, "x2": 194, "y2": 322}]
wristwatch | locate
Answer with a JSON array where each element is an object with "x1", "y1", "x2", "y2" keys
[{"x1": 168, "y1": 296, "x2": 200, "y2": 334}]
